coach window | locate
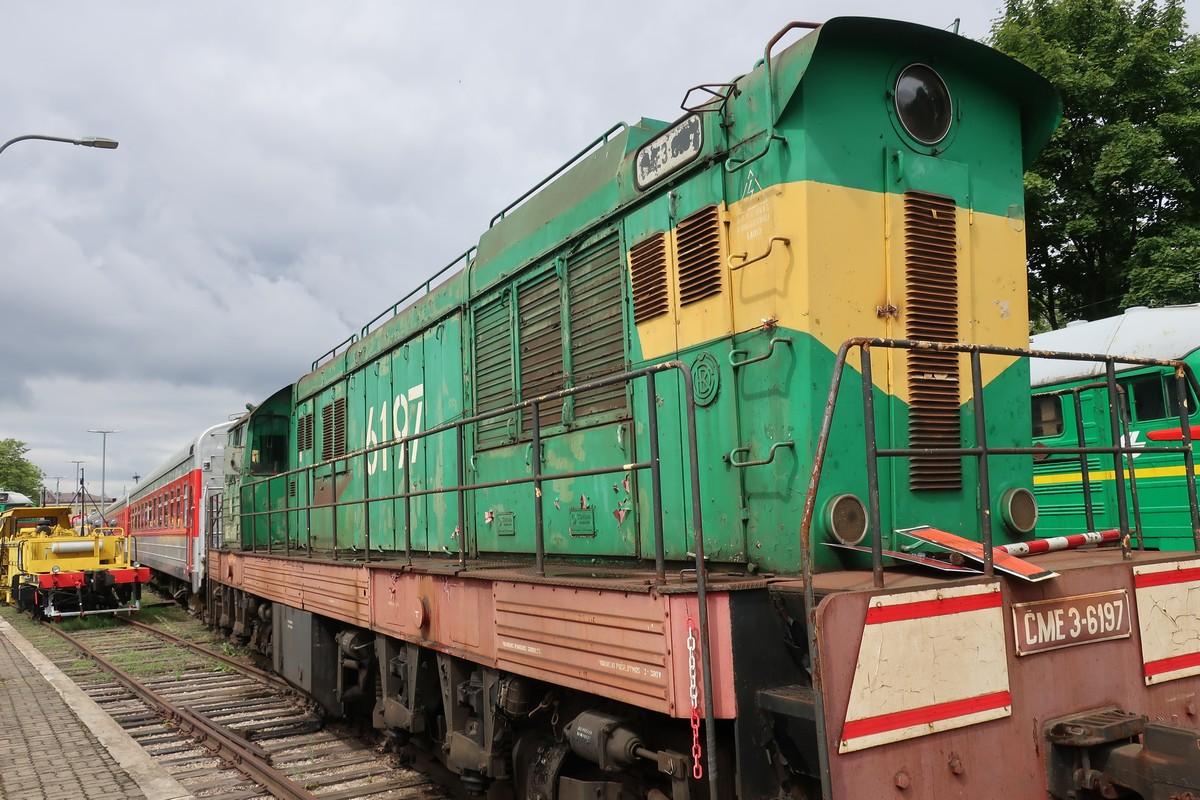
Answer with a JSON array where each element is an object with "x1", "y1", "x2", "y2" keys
[{"x1": 1031, "y1": 394, "x2": 1063, "y2": 438}]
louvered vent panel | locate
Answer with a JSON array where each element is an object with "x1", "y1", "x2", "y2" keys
[
  {"x1": 904, "y1": 191, "x2": 962, "y2": 490},
  {"x1": 298, "y1": 414, "x2": 314, "y2": 453},
  {"x1": 676, "y1": 205, "x2": 723, "y2": 305},
  {"x1": 474, "y1": 294, "x2": 515, "y2": 449},
  {"x1": 567, "y1": 233, "x2": 628, "y2": 419},
  {"x1": 519, "y1": 273, "x2": 565, "y2": 435},
  {"x1": 321, "y1": 403, "x2": 335, "y2": 461},
  {"x1": 332, "y1": 397, "x2": 347, "y2": 458},
  {"x1": 629, "y1": 234, "x2": 669, "y2": 323}
]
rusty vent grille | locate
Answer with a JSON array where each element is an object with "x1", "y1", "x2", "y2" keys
[
  {"x1": 475, "y1": 293, "x2": 515, "y2": 449},
  {"x1": 676, "y1": 205, "x2": 723, "y2": 305},
  {"x1": 629, "y1": 233, "x2": 669, "y2": 323},
  {"x1": 518, "y1": 273, "x2": 565, "y2": 436},
  {"x1": 904, "y1": 191, "x2": 961, "y2": 490},
  {"x1": 567, "y1": 233, "x2": 627, "y2": 419},
  {"x1": 298, "y1": 413, "x2": 314, "y2": 453},
  {"x1": 321, "y1": 397, "x2": 347, "y2": 461}
]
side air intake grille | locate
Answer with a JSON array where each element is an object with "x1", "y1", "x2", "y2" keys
[
  {"x1": 629, "y1": 233, "x2": 669, "y2": 323},
  {"x1": 903, "y1": 191, "x2": 961, "y2": 490},
  {"x1": 321, "y1": 397, "x2": 347, "y2": 462},
  {"x1": 676, "y1": 205, "x2": 723, "y2": 305}
]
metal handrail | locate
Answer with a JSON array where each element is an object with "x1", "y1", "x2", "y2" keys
[
  {"x1": 359, "y1": 248, "x2": 476, "y2": 339},
  {"x1": 798, "y1": 337, "x2": 1200, "y2": 800},
  {"x1": 489, "y1": 123, "x2": 627, "y2": 228},
  {"x1": 310, "y1": 333, "x2": 358, "y2": 372},
  {"x1": 724, "y1": 21, "x2": 820, "y2": 172},
  {"x1": 234, "y1": 360, "x2": 720, "y2": 789}
]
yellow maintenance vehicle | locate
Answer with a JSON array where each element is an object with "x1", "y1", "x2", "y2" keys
[{"x1": 0, "y1": 505, "x2": 150, "y2": 619}]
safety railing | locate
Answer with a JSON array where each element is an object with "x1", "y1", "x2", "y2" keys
[
  {"x1": 358, "y1": 248, "x2": 476, "y2": 340},
  {"x1": 311, "y1": 333, "x2": 358, "y2": 372},
  {"x1": 800, "y1": 338, "x2": 1200, "y2": 592},
  {"x1": 1035, "y1": 381, "x2": 1146, "y2": 540},
  {"x1": 798, "y1": 338, "x2": 1200, "y2": 800},
  {"x1": 489, "y1": 123, "x2": 627, "y2": 228},
  {"x1": 235, "y1": 360, "x2": 719, "y2": 788}
]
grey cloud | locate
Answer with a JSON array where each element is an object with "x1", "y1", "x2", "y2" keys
[{"x1": 5, "y1": 1, "x2": 1195, "y2": 491}]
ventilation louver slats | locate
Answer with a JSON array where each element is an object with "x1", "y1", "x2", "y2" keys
[
  {"x1": 519, "y1": 274, "x2": 565, "y2": 435},
  {"x1": 676, "y1": 205, "x2": 723, "y2": 305},
  {"x1": 320, "y1": 399, "x2": 347, "y2": 462},
  {"x1": 474, "y1": 294, "x2": 515, "y2": 449},
  {"x1": 298, "y1": 413, "x2": 314, "y2": 454},
  {"x1": 567, "y1": 233, "x2": 627, "y2": 418},
  {"x1": 903, "y1": 191, "x2": 961, "y2": 490},
  {"x1": 629, "y1": 233, "x2": 669, "y2": 324}
]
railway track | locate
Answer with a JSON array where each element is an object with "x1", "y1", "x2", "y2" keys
[{"x1": 40, "y1": 612, "x2": 447, "y2": 800}]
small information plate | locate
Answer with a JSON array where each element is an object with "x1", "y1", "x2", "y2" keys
[{"x1": 1012, "y1": 589, "x2": 1132, "y2": 656}]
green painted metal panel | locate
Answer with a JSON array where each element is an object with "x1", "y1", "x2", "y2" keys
[{"x1": 422, "y1": 316, "x2": 464, "y2": 555}]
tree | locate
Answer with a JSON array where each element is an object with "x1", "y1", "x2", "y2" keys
[
  {"x1": 0, "y1": 439, "x2": 44, "y2": 499},
  {"x1": 991, "y1": 0, "x2": 1200, "y2": 329}
]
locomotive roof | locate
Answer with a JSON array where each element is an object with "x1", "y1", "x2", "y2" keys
[
  {"x1": 105, "y1": 419, "x2": 236, "y2": 513},
  {"x1": 297, "y1": 15, "x2": 1060, "y2": 403},
  {"x1": 1030, "y1": 305, "x2": 1200, "y2": 387}
]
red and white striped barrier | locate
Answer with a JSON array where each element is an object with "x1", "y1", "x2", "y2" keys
[{"x1": 998, "y1": 529, "x2": 1121, "y2": 557}]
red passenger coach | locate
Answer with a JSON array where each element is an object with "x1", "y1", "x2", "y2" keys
[{"x1": 105, "y1": 421, "x2": 232, "y2": 598}]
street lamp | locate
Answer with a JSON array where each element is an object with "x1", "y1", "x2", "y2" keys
[
  {"x1": 88, "y1": 429, "x2": 119, "y2": 507},
  {"x1": 69, "y1": 460, "x2": 86, "y2": 534},
  {"x1": 0, "y1": 134, "x2": 119, "y2": 157}
]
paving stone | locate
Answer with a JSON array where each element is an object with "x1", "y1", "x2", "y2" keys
[{"x1": 0, "y1": 630, "x2": 148, "y2": 799}]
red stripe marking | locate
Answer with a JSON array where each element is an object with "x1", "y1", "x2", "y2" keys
[
  {"x1": 1144, "y1": 651, "x2": 1200, "y2": 677},
  {"x1": 1135, "y1": 566, "x2": 1200, "y2": 589},
  {"x1": 842, "y1": 690, "x2": 1011, "y2": 741},
  {"x1": 865, "y1": 591, "x2": 1001, "y2": 624},
  {"x1": 1146, "y1": 425, "x2": 1200, "y2": 442}
]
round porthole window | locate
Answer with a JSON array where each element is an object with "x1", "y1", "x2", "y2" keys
[{"x1": 894, "y1": 64, "x2": 952, "y2": 145}]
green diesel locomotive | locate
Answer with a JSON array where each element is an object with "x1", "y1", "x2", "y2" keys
[{"x1": 204, "y1": 18, "x2": 1200, "y2": 800}]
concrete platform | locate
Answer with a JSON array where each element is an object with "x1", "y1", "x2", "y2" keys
[{"x1": 0, "y1": 617, "x2": 191, "y2": 800}]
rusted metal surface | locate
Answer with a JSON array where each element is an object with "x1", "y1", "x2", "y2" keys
[
  {"x1": 799, "y1": 338, "x2": 1200, "y2": 798},
  {"x1": 120, "y1": 617, "x2": 294, "y2": 691},
  {"x1": 629, "y1": 233, "x2": 670, "y2": 323},
  {"x1": 813, "y1": 558, "x2": 1200, "y2": 798},
  {"x1": 902, "y1": 192, "x2": 963, "y2": 490},
  {"x1": 213, "y1": 547, "x2": 743, "y2": 728},
  {"x1": 675, "y1": 205, "x2": 723, "y2": 305},
  {"x1": 565, "y1": 233, "x2": 626, "y2": 417},
  {"x1": 45, "y1": 623, "x2": 322, "y2": 800}
]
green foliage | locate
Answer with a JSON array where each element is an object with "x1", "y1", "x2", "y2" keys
[
  {"x1": 0, "y1": 438, "x2": 43, "y2": 499},
  {"x1": 992, "y1": 0, "x2": 1200, "y2": 327}
]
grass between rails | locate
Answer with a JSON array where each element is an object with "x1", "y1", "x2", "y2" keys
[{"x1": 1, "y1": 591, "x2": 256, "y2": 678}]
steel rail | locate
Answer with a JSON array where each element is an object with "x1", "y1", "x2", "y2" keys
[
  {"x1": 118, "y1": 617, "x2": 294, "y2": 692},
  {"x1": 44, "y1": 623, "x2": 320, "y2": 800}
]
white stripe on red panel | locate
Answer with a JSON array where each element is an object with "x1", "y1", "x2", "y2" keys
[
  {"x1": 1133, "y1": 559, "x2": 1200, "y2": 685},
  {"x1": 838, "y1": 582, "x2": 1011, "y2": 753}
]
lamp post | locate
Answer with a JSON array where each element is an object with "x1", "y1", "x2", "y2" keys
[
  {"x1": 88, "y1": 429, "x2": 119, "y2": 507},
  {"x1": 69, "y1": 460, "x2": 86, "y2": 534},
  {"x1": 0, "y1": 134, "x2": 119, "y2": 157}
]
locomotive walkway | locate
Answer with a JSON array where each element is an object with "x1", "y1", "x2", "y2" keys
[{"x1": 0, "y1": 617, "x2": 191, "y2": 800}]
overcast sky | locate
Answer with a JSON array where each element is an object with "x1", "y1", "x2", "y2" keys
[{"x1": 3, "y1": 1, "x2": 1198, "y2": 500}]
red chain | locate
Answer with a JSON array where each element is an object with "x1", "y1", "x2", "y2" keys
[{"x1": 687, "y1": 615, "x2": 703, "y2": 780}]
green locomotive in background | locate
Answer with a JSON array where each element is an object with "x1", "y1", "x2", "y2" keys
[{"x1": 1031, "y1": 304, "x2": 1200, "y2": 550}]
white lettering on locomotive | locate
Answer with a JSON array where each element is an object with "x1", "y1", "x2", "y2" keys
[{"x1": 367, "y1": 383, "x2": 424, "y2": 476}]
